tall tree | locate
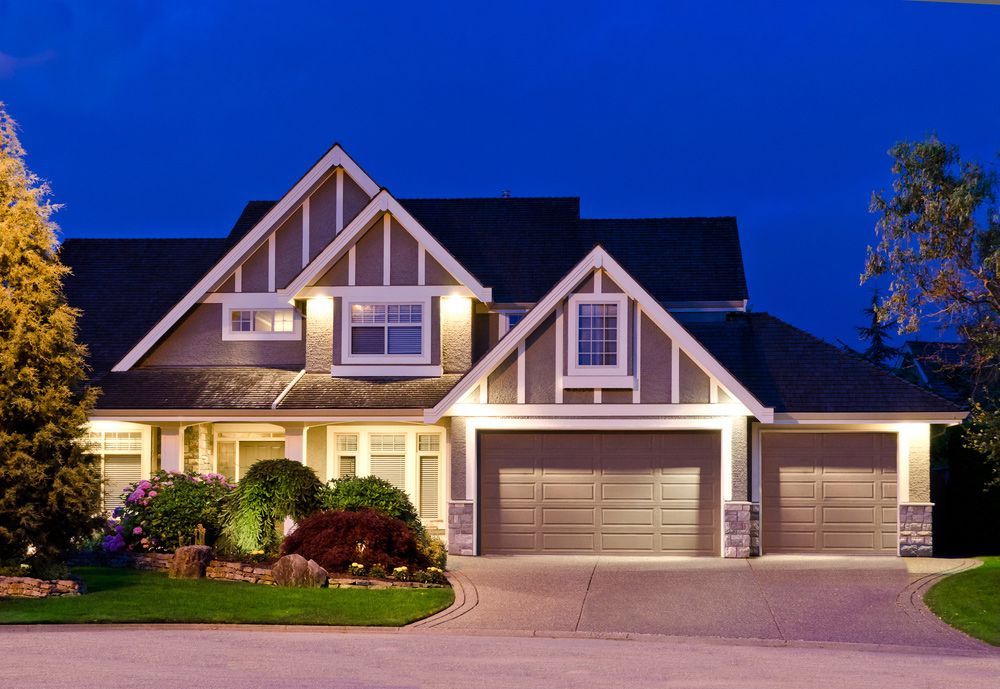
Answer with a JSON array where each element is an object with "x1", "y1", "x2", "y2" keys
[
  {"x1": 0, "y1": 102, "x2": 100, "y2": 568},
  {"x1": 864, "y1": 135, "x2": 1000, "y2": 481},
  {"x1": 856, "y1": 288, "x2": 901, "y2": 368}
]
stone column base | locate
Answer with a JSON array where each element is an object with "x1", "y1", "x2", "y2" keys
[
  {"x1": 448, "y1": 501, "x2": 474, "y2": 556},
  {"x1": 724, "y1": 501, "x2": 760, "y2": 558},
  {"x1": 899, "y1": 503, "x2": 933, "y2": 557}
]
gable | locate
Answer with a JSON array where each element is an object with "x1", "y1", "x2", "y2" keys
[{"x1": 428, "y1": 247, "x2": 772, "y2": 421}]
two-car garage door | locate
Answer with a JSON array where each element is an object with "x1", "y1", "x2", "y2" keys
[{"x1": 480, "y1": 431, "x2": 720, "y2": 555}]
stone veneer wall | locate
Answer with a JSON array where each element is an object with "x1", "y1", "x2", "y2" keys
[
  {"x1": 899, "y1": 503, "x2": 933, "y2": 557},
  {"x1": 0, "y1": 576, "x2": 83, "y2": 598},
  {"x1": 448, "y1": 501, "x2": 474, "y2": 555},
  {"x1": 723, "y1": 501, "x2": 759, "y2": 558}
]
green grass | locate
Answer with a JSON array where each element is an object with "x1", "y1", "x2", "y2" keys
[
  {"x1": 0, "y1": 566, "x2": 453, "y2": 626},
  {"x1": 925, "y1": 557, "x2": 1000, "y2": 646}
]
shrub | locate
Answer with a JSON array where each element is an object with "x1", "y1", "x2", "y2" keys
[
  {"x1": 348, "y1": 562, "x2": 365, "y2": 577},
  {"x1": 368, "y1": 563, "x2": 387, "y2": 579},
  {"x1": 280, "y1": 508, "x2": 429, "y2": 573},
  {"x1": 413, "y1": 567, "x2": 447, "y2": 585},
  {"x1": 417, "y1": 534, "x2": 448, "y2": 570},
  {"x1": 103, "y1": 471, "x2": 233, "y2": 553},
  {"x1": 221, "y1": 459, "x2": 323, "y2": 555},
  {"x1": 320, "y1": 476, "x2": 423, "y2": 535},
  {"x1": 392, "y1": 566, "x2": 409, "y2": 581}
]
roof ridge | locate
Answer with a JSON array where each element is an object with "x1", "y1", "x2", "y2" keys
[{"x1": 753, "y1": 313, "x2": 964, "y2": 410}]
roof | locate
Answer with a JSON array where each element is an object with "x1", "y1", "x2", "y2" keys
[
  {"x1": 94, "y1": 367, "x2": 300, "y2": 409},
  {"x1": 687, "y1": 313, "x2": 964, "y2": 414},
  {"x1": 276, "y1": 374, "x2": 464, "y2": 409},
  {"x1": 61, "y1": 237, "x2": 229, "y2": 377},
  {"x1": 224, "y1": 197, "x2": 749, "y2": 304}
]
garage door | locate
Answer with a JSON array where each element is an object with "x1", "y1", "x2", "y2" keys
[
  {"x1": 480, "y1": 431, "x2": 720, "y2": 555},
  {"x1": 762, "y1": 432, "x2": 897, "y2": 553}
]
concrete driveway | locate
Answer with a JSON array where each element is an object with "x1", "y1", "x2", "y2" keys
[{"x1": 428, "y1": 555, "x2": 987, "y2": 650}]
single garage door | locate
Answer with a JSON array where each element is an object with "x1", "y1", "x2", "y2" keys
[
  {"x1": 762, "y1": 432, "x2": 897, "y2": 554},
  {"x1": 480, "y1": 431, "x2": 720, "y2": 555}
]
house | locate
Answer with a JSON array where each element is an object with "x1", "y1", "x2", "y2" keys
[{"x1": 61, "y1": 144, "x2": 965, "y2": 558}]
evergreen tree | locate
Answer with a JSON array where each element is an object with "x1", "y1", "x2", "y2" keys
[
  {"x1": 0, "y1": 102, "x2": 100, "y2": 568},
  {"x1": 857, "y1": 289, "x2": 901, "y2": 368}
]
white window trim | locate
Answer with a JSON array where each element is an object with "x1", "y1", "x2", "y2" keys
[
  {"x1": 497, "y1": 310, "x2": 528, "y2": 338},
  {"x1": 341, "y1": 297, "x2": 432, "y2": 365},
  {"x1": 566, "y1": 292, "x2": 629, "y2": 379},
  {"x1": 222, "y1": 307, "x2": 302, "y2": 341}
]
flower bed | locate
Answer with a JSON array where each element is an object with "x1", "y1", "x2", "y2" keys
[
  {"x1": 0, "y1": 575, "x2": 83, "y2": 599},
  {"x1": 127, "y1": 552, "x2": 446, "y2": 589}
]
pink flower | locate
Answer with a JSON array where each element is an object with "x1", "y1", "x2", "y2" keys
[
  {"x1": 148, "y1": 490, "x2": 157, "y2": 498},
  {"x1": 133, "y1": 526, "x2": 143, "y2": 535}
]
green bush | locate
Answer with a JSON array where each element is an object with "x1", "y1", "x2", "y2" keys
[
  {"x1": 320, "y1": 476, "x2": 423, "y2": 535},
  {"x1": 103, "y1": 471, "x2": 233, "y2": 553},
  {"x1": 221, "y1": 459, "x2": 323, "y2": 555},
  {"x1": 417, "y1": 534, "x2": 448, "y2": 570}
]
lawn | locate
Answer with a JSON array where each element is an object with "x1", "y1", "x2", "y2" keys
[
  {"x1": 924, "y1": 557, "x2": 1000, "y2": 646},
  {"x1": 0, "y1": 566, "x2": 453, "y2": 626}
]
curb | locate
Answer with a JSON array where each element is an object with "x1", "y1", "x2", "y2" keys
[
  {"x1": 897, "y1": 557, "x2": 993, "y2": 652},
  {"x1": 406, "y1": 569, "x2": 478, "y2": 628}
]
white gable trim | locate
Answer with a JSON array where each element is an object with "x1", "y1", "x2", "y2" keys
[
  {"x1": 426, "y1": 246, "x2": 774, "y2": 423},
  {"x1": 282, "y1": 192, "x2": 492, "y2": 303},
  {"x1": 111, "y1": 144, "x2": 378, "y2": 372}
]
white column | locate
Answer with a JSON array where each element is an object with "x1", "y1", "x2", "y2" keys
[
  {"x1": 159, "y1": 424, "x2": 184, "y2": 472},
  {"x1": 282, "y1": 424, "x2": 305, "y2": 464}
]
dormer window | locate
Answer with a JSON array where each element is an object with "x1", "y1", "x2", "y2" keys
[
  {"x1": 566, "y1": 293, "x2": 630, "y2": 383},
  {"x1": 350, "y1": 303, "x2": 423, "y2": 355}
]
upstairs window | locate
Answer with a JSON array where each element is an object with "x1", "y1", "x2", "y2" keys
[
  {"x1": 498, "y1": 310, "x2": 527, "y2": 338},
  {"x1": 350, "y1": 303, "x2": 423, "y2": 356},
  {"x1": 567, "y1": 293, "x2": 629, "y2": 379},
  {"x1": 230, "y1": 309, "x2": 295, "y2": 333}
]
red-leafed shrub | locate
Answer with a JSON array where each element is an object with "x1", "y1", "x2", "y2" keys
[{"x1": 280, "y1": 508, "x2": 429, "y2": 573}]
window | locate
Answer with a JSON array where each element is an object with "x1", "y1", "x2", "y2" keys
[
  {"x1": 498, "y1": 310, "x2": 527, "y2": 338},
  {"x1": 230, "y1": 309, "x2": 295, "y2": 334},
  {"x1": 566, "y1": 293, "x2": 629, "y2": 380},
  {"x1": 369, "y1": 433, "x2": 406, "y2": 490},
  {"x1": 418, "y1": 434, "x2": 441, "y2": 520},
  {"x1": 335, "y1": 434, "x2": 358, "y2": 479},
  {"x1": 577, "y1": 303, "x2": 618, "y2": 366},
  {"x1": 350, "y1": 303, "x2": 423, "y2": 356}
]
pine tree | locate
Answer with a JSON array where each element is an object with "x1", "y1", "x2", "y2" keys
[
  {"x1": 857, "y1": 289, "x2": 901, "y2": 368},
  {"x1": 0, "y1": 102, "x2": 101, "y2": 568}
]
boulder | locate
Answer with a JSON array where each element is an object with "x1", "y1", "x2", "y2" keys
[
  {"x1": 169, "y1": 545, "x2": 213, "y2": 579},
  {"x1": 271, "y1": 554, "x2": 328, "y2": 588}
]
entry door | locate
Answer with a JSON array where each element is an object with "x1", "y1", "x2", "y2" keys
[{"x1": 237, "y1": 441, "x2": 286, "y2": 480}]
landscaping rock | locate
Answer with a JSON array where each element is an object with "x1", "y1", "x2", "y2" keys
[
  {"x1": 271, "y1": 554, "x2": 328, "y2": 588},
  {"x1": 169, "y1": 545, "x2": 213, "y2": 579}
]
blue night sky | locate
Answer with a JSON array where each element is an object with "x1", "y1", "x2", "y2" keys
[{"x1": 1, "y1": 1, "x2": 998, "y2": 347}]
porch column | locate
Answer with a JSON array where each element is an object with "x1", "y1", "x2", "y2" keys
[
  {"x1": 281, "y1": 423, "x2": 305, "y2": 464},
  {"x1": 158, "y1": 423, "x2": 184, "y2": 473}
]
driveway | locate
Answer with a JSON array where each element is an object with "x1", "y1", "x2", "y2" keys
[{"x1": 429, "y1": 555, "x2": 987, "y2": 650}]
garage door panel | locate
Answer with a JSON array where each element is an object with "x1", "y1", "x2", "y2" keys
[
  {"x1": 763, "y1": 432, "x2": 897, "y2": 554},
  {"x1": 481, "y1": 431, "x2": 720, "y2": 555},
  {"x1": 602, "y1": 483, "x2": 654, "y2": 501}
]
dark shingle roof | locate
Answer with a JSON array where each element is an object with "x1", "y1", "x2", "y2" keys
[
  {"x1": 901, "y1": 341, "x2": 975, "y2": 404},
  {"x1": 277, "y1": 374, "x2": 464, "y2": 409},
  {"x1": 62, "y1": 238, "x2": 229, "y2": 377},
  {"x1": 94, "y1": 367, "x2": 300, "y2": 409},
  {"x1": 399, "y1": 198, "x2": 747, "y2": 304},
  {"x1": 687, "y1": 313, "x2": 963, "y2": 414}
]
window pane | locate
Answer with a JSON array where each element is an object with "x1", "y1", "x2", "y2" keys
[
  {"x1": 419, "y1": 455, "x2": 440, "y2": 519},
  {"x1": 351, "y1": 326, "x2": 385, "y2": 354},
  {"x1": 370, "y1": 434, "x2": 406, "y2": 453},
  {"x1": 338, "y1": 456, "x2": 357, "y2": 479},
  {"x1": 254, "y1": 310, "x2": 274, "y2": 332},
  {"x1": 506, "y1": 312, "x2": 525, "y2": 328},
  {"x1": 351, "y1": 303, "x2": 386, "y2": 324},
  {"x1": 231, "y1": 310, "x2": 252, "y2": 332},
  {"x1": 273, "y1": 309, "x2": 294, "y2": 333},
  {"x1": 387, "y1": 326, "x2": 421, "y2": 354},
  {"x1": 577, "y1": 302, "x2": 619, "y2": 366},
  {"x1": 335, "y1": 434, "x2": 358, "y2": 452},
  {"x1": 370, "y1": 454, "x2": 406, "y2": 490},
  {"x1": 418, "y1": 434, "x2": 440, "y2": 452}
]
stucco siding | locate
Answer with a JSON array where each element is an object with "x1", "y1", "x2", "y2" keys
[
  {"x1": 487, "y1": 352, "x2": 518, "y2": 404},
  {"x1": 563, "y1": 389, "x2": 594, "y2": 404},
  {"x1": 639, "y1": 312, "x2": 672, "y2": 403},
  {"x1": 679, "y1": 350, "x2": 711, "y2": 403},
  {"x1": 241, "y1": 242, "x2": 270, "y2": 293},
  {"x1": 332, "y1": 296, "x2": 343, "y2": 365},
  {"x1": 305, "y1": 297, "x2": 333, "y2": 373},
  {"x1": 309, "y1": 172, "x2": 338, "y2": 260},
  {"x1": 218, "y1": 274, "x2": 236, "y2": 293},
  {"x1": 424, "y1": 254, "x2": 459, "y2": 286},
  {"x1": 450, "y1": 417, "x2": 466, "y2": 500},
  {"x1": 731, "y1": 417, "x2": 749, "y2": 500},
  {"x1": 601, "y1": 389, "x2": 633, "y2": 403},
  {"x1": 441, "y1": 296, "x2": 472, "y2": 373},
  {"x1": 141, "y1": 303, "x2": 304, "y2": 367},
  {"x1": 275, "y1": 208, "x2": 303, "y2": 289},
  {"x1": 908, "y1": 424, "x2": 931, "y2": 502},
  {"x1": 316, "y1": 253, "x2": 350, "y2": 286},
  {"x1": 353, "y1": 221, "x2": 384, "y2": 286},
  {"x1": 343, "y1": 172, "x2": 370, "y2": 227},
  {"x1": 525, "y1": 313, "x2": 556, "y2": 403},
  {"x1": 389, "y1": 219, "x2": 419, "y2": 285}
]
